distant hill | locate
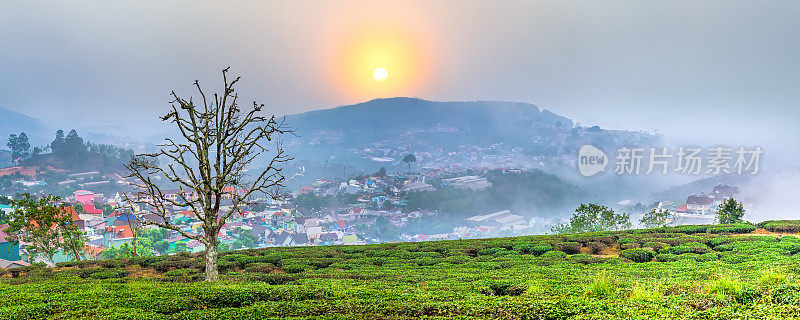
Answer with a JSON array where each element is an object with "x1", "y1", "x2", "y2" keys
[
  {"x1": 288, "y1": 97, "x2": 573, "y2": 133},
  {"x1": 0, "y1": 106, "x2": 47, "y2": 146},
  {"x1": 282, "y1": 97, "x2": 657, "y2": 167}
]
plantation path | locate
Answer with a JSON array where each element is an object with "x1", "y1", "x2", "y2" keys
[{"x1": 736, "y1": 228, "x2": 800, "y2": 238}]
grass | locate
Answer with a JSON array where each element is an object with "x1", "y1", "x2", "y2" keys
[
  {"x1": 1, "y1": 221, "x2": 800, "y2": 319},
  {"x1": 629, "y1": 280, "x2": 663, "y2": 302},
  {"x1": 584, "y1": 272, "x2": 617, "y2": 299}
]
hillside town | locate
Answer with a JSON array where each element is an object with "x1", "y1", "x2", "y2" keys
[
  {"x1": 0, "y1": 162, "x2": 567, "y2": 267},
  {"x1": 0, "y1": 154, "x2": 748, "y2": 269}
]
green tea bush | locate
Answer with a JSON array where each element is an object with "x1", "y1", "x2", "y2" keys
[
  {"x1": 655, "y1": 253, "x2": 677, "y2": 262},
  {"x1": 643, "y1": 241, "x2": 670, "y2": 252},
  {"x1": 673, "y1": 225, "x2": 709, "y2": 234},
  {"x1": 480, "y1": 280, "x2": 526, "y2": 296},
  {"x1": 494, "y1": 249, "x2": 518, "y2": 257},
  {"x1": 555, "y1": 242, "x2": 581, "y2": 254},
  {"x1": 130, "y1": 256, "x2": 164, "y2": 268},
  {"x1": 445, "y1": 255, "x2": 471, "y2": 264},
  {"x1": 564, "y1": 235, "x2": 591, "y2": 244},
  {"x1": 414, "y1": 257, "x2": 439, "y2": 266},
  {"x1": 594, "y1": 235, "x2": 616, "y2": 245},
  {"x1": 477, "y1": 247, "x2": 503, "y2": 256},
  {"x1": 89, "y1": 268, "x2": 129, "y2": 279},
  {"x1": 676, "y1": 253, "x2": 700, "y2": 261},
  {"x1": 621, "y1": 243, "x2": 641, "y2": 250},
  {"x1": 707, "y1": 236, "x2": 734, "y2": 247},
  {"x1": 715, "y1": 243, "x2": 735, "y2": 252},
  {"x1": 772, "y1": 283, "x2": 800, "y2": 304},
  {"x1": 697, "y1": 253, "x2": 718, "y2": 262},
  {"x1": 244, "y1": 263, "x2": 277, "y2": 273},
  {"x1": 776, "y1": 239, "x2": 800, "y2": 255},
  {"x1": 587, "y1": 241, "x2": 606, "y2": 254},
  {"x1": 661, "y1": 242, "x2": 711, "y2": 254},
  {"x1": 164, "y1": 268, "x2": 201, "y2": 277},
  {"x1": 569, "y1": 253, "x2": 603, "y2": 264},
  {"x1": 152, "y1": 259, "x2": 201, "y2": 272},
  {"x1": 759, "y1": 220, "x2": 800, "y2": 233},
  {"x1": 512, "y1": 243, "x2": 534, "y2": 254},
  {"x1": 281, "y1": 262, "x2": 311, "y2": 273},
  {"x1": 617, "y1": 237, "x2": 636, "y2": 246},
  {"x1": 99, "y1": 259, "x2": 126, "y2": 269},
  {"x1": 529, "y1": 244, "x2": 553, "y2": 256},
  {"x1": 166, "y1": 251, "x2": 192, "y2": 261},
  {"x1": 708, "y1": 224, "x2": 757, "y2": 234},
  {"x1": 540, "y1": 251, "x2": 567, "y2": 260},
  {"x1": 620, "y1": 248, "x2": 655, "y2": 262}
]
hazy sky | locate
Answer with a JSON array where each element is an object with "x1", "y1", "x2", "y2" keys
[{"x1": 1, "y1": 0, "x2": 799, "y2": 157}]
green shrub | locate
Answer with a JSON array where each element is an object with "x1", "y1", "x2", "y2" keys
[
  {"x1": 772, "y1": 284, "x2": 800, "y2": 304},
  {"x1": 617, "y1": 237, "x2": 636, "y2": 246},
  {"x1": 164, "y1": 268, "x2": 201, "y2": 277},
  {"x1": 643, "y1": 242, "x2": 670, "y2": 252},
  {"x1": 445, "y1": 255, "x2": 471, "y2": 264},
  {"x1": 99, "y1": 259, "x2": 126, "y2": 269},
  {"x1": 540, "y1": 251, "x2": 568, "y2": 260},
  {"x1": 587, "y1": 242, "x2": 606, "y2": 254},
  {"x1": 414, "y1": 257, "x2": 439, "y2": 266},
  {"x1": 569, "y1": 253, "x2": 601, "y2": 264},
  {"x1": 556, "y1": 242, "x2": 581, "y2": 254},
  {"x1": 655, "y1": 253, "x2": 677, "y2": 262},
  {"x1": 512, "y1": 244, "x2": 534, "y2": 254},
  {"x1": 529, "y1": 245, "x2": 553, "y2": 256},
  {"x1": 477, "y1": 247, "x2": 503, "y2": 256},
  {"x1": 715, "y1": 243, "x2": 736, "y2": 252},
  {"x1": 480, "y1": 280, "x2": 526, "y2": 296},
  {"x1": 661, "y1": 242, "x2": 711, "y2": 254},
  {"x1": 130, "y1": 256, "x2": 164, "y2": 268},
  {"x1": 281, "y1": 262, "x2": 311, "y2": 273},
  {"x1": 564, "y1": 235, "x2": 591, "y2": 244},
  {"x1": 621, "y1": 243, "x2": 640, "y2": 250},
  {"x1": 244, "y1": 263, "x2": 277, "y2": 273},
  {"x1": 676, "y1": 253, "x2": 700, "y2": 261},
  {"x1": 673, "y1": 225, "x2": 709, "y2": 234},
  {"x1": 777, "y1": 242, "x2": 800, "y2": 255},
  {"x1": 594, "y1": 235, "x2": 616, "y2": 245},
  {"x1": 697, "y1": 253, "x2": 718, "y2": 262},
  {"x1": 89, "y1": 268, "x2": 129, "y2": 279},
  {"x1": 494, "y1": 249, "x2": 518, "y2": 257},
  {"x1": 620, "y1": 248, "x2": 655, "y2": 263},
  {"x1": 759, "y1": 220, "x2": 800, "y2": 233},
  {"x1": 707, "y1": 237, "x2": 733, "y2": 247},
  {"x1": 708, "y1": 224, "x2": 756, "y2": 234},
  {"x1": 152, "y1": 259, "x2": 201, "y2": 272}
]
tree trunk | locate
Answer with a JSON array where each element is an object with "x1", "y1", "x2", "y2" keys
[
  {"x1": 71, "y1": 246, "x2": 83, "y2": 261},
  {"x1": 204, "y1": 237, "x2": 219, "y2": 282},
  {"x1": 131, "y1": 229, "x2": 138, "y2": 257}
]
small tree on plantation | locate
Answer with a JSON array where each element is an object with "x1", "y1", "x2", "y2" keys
[
  {"x1": 5, "y1": 194, "x2": 88, "y2": 263},
  {"x1": 640, "y1": 209, "x2": 674, "y2": 228},
  {"x1": 124, "y1": 67, "x2": 291, "y2": 282},
  {"x1": 552, "y1": 203, "x2": 631, "y2": 234},
  {"x1": 402, "y1": 154, "x2": 416, "y2": 172},
  {"x1": 7, "y1": 132, "x2": 31, "y2": 164},
  {"x1": 716, "y1": 198, "x2": 745, "y2": 224}
]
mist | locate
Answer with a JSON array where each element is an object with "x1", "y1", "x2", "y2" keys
[{"x1": 0, "y1": 1, "x2": 798, "y2": 166}]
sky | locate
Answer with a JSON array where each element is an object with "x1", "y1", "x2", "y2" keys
[{"x1": 1, "y1": 0, "x2": 799, "y2": 159}]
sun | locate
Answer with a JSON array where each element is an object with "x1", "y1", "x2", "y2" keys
[{"x1": 373, "y1": 67, "x2": 388, "y2": 82}]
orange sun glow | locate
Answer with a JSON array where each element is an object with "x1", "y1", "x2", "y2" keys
[{"x1": 328, "y1": 23, "x2": 431, "y2": 101}]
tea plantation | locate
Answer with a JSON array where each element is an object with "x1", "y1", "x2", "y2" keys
[{"x1": 3, "y1": 221, "x2": 800, "y2": 319}]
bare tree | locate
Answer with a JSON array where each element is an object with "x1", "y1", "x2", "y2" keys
[{"x1": 124, "y1": 67, "x2": 292, "y2": 281}]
